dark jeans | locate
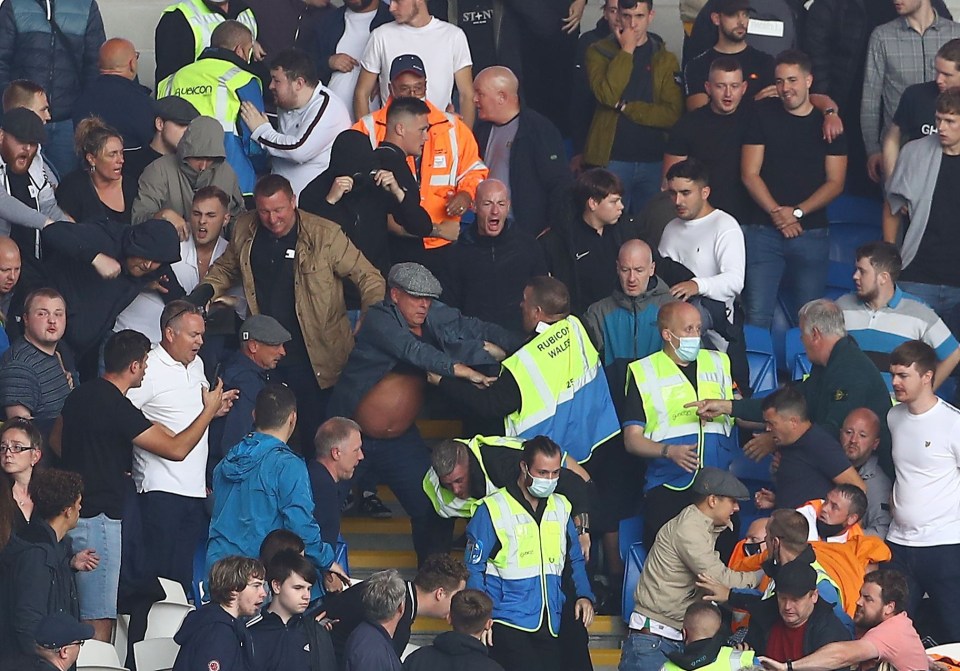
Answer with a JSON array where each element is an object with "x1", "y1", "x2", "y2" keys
[
  {"x1": 351, "y1": 427, "x2": 453, "y2": 566},
  {"x1": 887, "y1": 541, "x2": 960, "y2": 642},
  {"x1": 138, "y1": 491, "x2": 208, "y2": 595},
  {"x1": 743, "y1": 225, "x2": 830, "y2": 328},
  {"x1": 274, "y1": 361, "x2": 331, "y2": 461},
  {"x1": 490, "y1": 621, "x2": 562, "y2": 671}
]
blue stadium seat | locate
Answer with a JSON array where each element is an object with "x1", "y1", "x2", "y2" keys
[
  {"x1": 937, "y1": 377, "x2": 958, "y2": 404},
  {"x1": 622, "y1": 542, "x2": 647, "y2": 623},
  {"x1": 335, "y1": 534, "x2": 350, "y2": 575},
  {"x1": 826, "y1": 195, "x2": 883, "y2": 228},
  {"x1": 829, "y1": 222, "x2": 881, "y2": 267},
  {"x1": 619, "y1": 515, "x2": 645, "y2": 563},
  {"x1": 785, "y1": 327, "x2": 812, "y2": 380},
  {"x1": 744, "y1": 325, "x2": 778, "y2": 396}
]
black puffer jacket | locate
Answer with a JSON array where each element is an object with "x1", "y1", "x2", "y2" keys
[
  {"x1": 0, "y1": 0, "x2": 104, "y2": 121},
  {"x1": 402, "y1": 631, "x2": 504, "y2": 671}
]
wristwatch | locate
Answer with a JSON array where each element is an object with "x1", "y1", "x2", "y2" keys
[
  {"x1": 824, "y1": 107, "x2": 837, "y2": 116},
  {"x1": 792, "y1": 208, "x2": 804, "y2": 220}
]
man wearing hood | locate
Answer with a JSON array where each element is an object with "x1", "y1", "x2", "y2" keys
[
  {"x1": 299, "y1": 126, "x2": 432, "y2": 316},
  {"x1": 440, "y1": 179, "x2": 547, "y2": 332},
  {"x1": 36, "y1": 217, "x2": 185, "y2": 379},
  {"x1": 206, "y1": 384, "x2": 345, "y2": 581},
  {"x1": 131, "y1": 115, "x2": 246, "y2": 229},
  {"x1": 159, "y1": 20, "x2": 266, "y2": 199}
]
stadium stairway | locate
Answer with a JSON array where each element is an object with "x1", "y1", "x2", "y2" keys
[{"x1": 339, "y1": 419, "x2": 626, "y2": 671}]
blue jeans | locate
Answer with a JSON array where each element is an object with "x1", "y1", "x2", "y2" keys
[
  {"x1": 605, "y1": 160, "x2": 663, "y2": 215},
  {"x1": 350, "y1": 426, "x2": 453, "y2": 565},
  {"x1": 887, "y1": 541, "x2": 960, "y2": 642},
  {"x1": 43, "y1": 119, "x2": 77, "y2": 178},
  {"x1": 70, "y1": 514, "x2": 123, "y2": 619},
  {"x1": 743, "y1": 225, "x2": 830, "y2": 328},
  {"x1": 897, "y1": 282, "x2": 960, "y2": 341},
  {"x1": 619, "y1": 632, "x2": 682, "y2": 671}
]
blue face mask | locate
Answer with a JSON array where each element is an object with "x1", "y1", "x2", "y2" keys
[
  {"x1": 524, "y1": 465, "x2": 558, "y2": 498},
  {"x1": 670, "y1": 331, "x2": 701, "y2": 362}
]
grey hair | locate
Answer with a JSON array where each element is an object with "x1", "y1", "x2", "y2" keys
[
  {"x1": 798, "y1": 299, "x2": 846, "y2": 338},
  {"x1": 362, "y1": 569, "x2": 407, "y2": 622},
  {"x1": 431, "y1": 439, "x2": 469, "y2": 478},
  {"x1": 314, "y1": 417, "x2": 361, "y2": 460}
]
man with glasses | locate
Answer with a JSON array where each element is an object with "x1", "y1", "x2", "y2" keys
[
  {"x1": 31, "y1": 613, "x2": 95, "y2": 671},
  {"x1": 126, "y1": 300, "x2": 238, "y2": 595}
]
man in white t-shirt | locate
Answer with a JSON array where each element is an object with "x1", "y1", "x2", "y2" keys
[
  {"x1": 886, "y1": 339, "x2": 960, "y2": 643},
  {"x1": 659, "y1": 157, "x2": 748, "y2": 393},
  {"x1": 353, "y1": 0, "x2": 475, "y2": 127},
  {"x1": 318, "y1": 0, "x2": 392, "y2": 123},
  {"x1": 126, "y1": 300, "x2": 238, "y2": 591}
]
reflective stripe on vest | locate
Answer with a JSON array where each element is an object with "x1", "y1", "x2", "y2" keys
[
  {"x1": 502, "y1": 316, "x2": 618, "y2": 460},
  {"x1": 663, "y1": 647, "x2": 754, "y2": 671},
  {"x1": 164, "y1": 0, "x2": 258, "y2": 61},
  {"x1": 628, "y1": 349, "x2": 733, "y2": 443},
  {"x1": 422, "y1": 436, "x2": 523, "y2": 518},
  {"x1": 159, "y1": 61, "x2": 256, "y2": 133},
  {"x1": 762, "y1": 560, "x2": 843, "y2": 606},
  {"x1": 484, "y1": 489, "x2": 570, "y2": 633}
]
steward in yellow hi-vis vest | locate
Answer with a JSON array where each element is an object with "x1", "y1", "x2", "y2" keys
[
  {"x1": 464, "y1": 437, "x2": 595, "y2": 665},
  {"x1": 161, "y1": 0, "x2": 257, "y2": 63},
  {"x1": 422, "y1": 435, "x2": 592, "y2": 523},
  {"x1": 622, "y1": 302, "x2": 737, "y2": 494}
]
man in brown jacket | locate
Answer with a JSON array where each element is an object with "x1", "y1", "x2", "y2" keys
[
  {"x1": 193, "y1": 173, "x2": 385, "y2": 458},
  {"x1": 621, "y1": 468, "x2": 762, "y2": 671}
]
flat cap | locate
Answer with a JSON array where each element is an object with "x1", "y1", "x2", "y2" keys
[
  {"x1": 35, "y1": 612, "x2": 94, "y2": 649},
  {"x1": 154, "y1": 96, "x2": 200, "y2": 125},
  {"x1": 388, "y1": 262, "x2": 442, "y2": 299},
  {"x1": 691, "y1": 467, "x2": 750, "y2": 500},
  {"x1": 1, "y1": 107, "x2": 46, "y2": 144},
  {"x1": 240, "y1": 314, "x2": 291, "y2": 345},
  {"x1": 774, "y1": 560, "x2": 818, "y2": 597},
  {"x1": 390, "y1": 54, "x2": 426, "y2": 81}
]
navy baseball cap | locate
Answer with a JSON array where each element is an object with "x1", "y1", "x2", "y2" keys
[{"x1": 390, "y1": 54, "x2": 426, "y2": 81}]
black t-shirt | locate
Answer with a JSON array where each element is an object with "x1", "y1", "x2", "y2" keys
[
  {"x1": 743, "y1": 100, "x2": 848, "y2": 230},
  {"x1": 610, "y1": 40, "x2": 667, "y2": 162},
  {"x1": 774, "y1": 424, "x2": 852, "y2": 509},
  {"x1": 682, "y1": 46, "x2": 775, "y2": 101},
  {"x1": 59, "y1": 378, "x2": 153, "y2": 519},
  {"x1": 569, "y1": 220, "x2": 622, "y2": 310},
  {"x1": 892, "y1": 81, "x2": 939, "y2": 143},
  {"x1": 307, "y1": 460, "x2": 340, "y2": 546},
  {"x1": 666, "y1": 105, "x2": 750, "y2": 223},
  {"x1": 622, "y1": 358, "x2": 699, "y2": 425},
  {"x1": 249, "y1": 221, "x2": 310, "y2": 365},
  {"x1": 454, "y1": 0, "x2": 498, "y2": 73},
  {"x1": 900, "y1": 153, "x2": 960, "y2": 287}
]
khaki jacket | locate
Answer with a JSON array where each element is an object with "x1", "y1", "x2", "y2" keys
[
  {"x1": 633, "y1": 505, "x2": 762, "y2": 630},
  {"x1": 203, "y1": 209, "x2": 385, "y2": 388}
]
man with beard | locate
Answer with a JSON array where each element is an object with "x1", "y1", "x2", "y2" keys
[
  {"x1": 758, "y1": 570, "x2": 927, "y2": 671},
  {"x1": 837, "y1": 241, "x2": 960, "y2": 392},
  {"x1": 682, "y1": 0, "x2": 775, "y2": 111},
  {"x1": 839, "y1": 408, "x2": 891, "y2": 538},
  {"x1": 796, "y1": 484, "x2": 870, "y2": 543}
]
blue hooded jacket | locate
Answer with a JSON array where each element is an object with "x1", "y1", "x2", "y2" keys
[{"x1": 206, "y1": 432, "x2": 334, "y2": 576}]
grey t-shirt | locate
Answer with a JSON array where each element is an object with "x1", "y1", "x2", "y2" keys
[{"x1": 484, "y1": 115, "x2": 519, "y2": 187}]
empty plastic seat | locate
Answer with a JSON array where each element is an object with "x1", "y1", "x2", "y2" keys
[
  {"x1": 77, "y1": 639, "x2": 122, "y2": 669},
  {"x1": 134, "y1": 637, "x2": 179, "y2": 671},
  {"x1": 744, "y1": 325, "x2": 778, "y2": 396},
  {"x1": 621, "y1": 542, "x2": 648, "y2": 623},
  {"x1": 144, "y1": 601, "x2": 194, "y2": 640}
]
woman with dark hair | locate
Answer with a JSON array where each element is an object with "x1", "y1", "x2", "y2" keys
[
  {"x1": 56, "y1": 117, "x2": 138, "y2": 224},
  {"x1": 0, "y1": 417, "x2": 43, "y2": 534}
]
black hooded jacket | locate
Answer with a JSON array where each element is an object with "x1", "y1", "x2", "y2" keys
[
  {"x1": 37, "y1": 218, "x2": 184, "y2": 357},
  {"x1": 299, "y1": 130, "x2": 431, "y2": 308},
  {"x1": 402, "y1": 631, "x2": 504, "y2": 671}
]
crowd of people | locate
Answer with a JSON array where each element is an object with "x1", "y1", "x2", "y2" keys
[{"x1": 0, "y1": 0, "x2": 959, "y2": 669}]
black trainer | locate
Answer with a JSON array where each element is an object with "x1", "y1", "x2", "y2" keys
[{"x1": 358, "y1": 493, "x2": 392, "y2": 519}]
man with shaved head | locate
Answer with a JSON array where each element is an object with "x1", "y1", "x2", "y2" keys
[
  {"x1": 0, "y1": 236, "x2": 21, "y2": 324},
  {"x1": 623, "y1": 300, "x2": 739, "y2": 550},
  {"x1": 72, "y1": 38, "x2": 156, "y2": 151},
  {"x1": 441, "y1": 179, "x2": 546, "y2": 331},
  {"x1": 473, "y1": 66, "x2": 571, "y2": 237},
  {"x1": 840, "y1": 408, "x2": 891, "y2": 538}
]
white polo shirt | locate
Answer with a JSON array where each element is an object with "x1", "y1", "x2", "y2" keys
[{"x1": 127, "y1": 344, "x2": 209, "y2": 498}]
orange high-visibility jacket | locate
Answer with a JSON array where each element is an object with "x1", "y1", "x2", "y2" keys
[{"x1": 354, "y1": 99, "x2": 487, "y2": 249}]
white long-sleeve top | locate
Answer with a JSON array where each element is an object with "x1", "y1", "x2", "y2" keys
[
  {"x1": 250, "y1": 84, "x2": 351, "y2": 196},
  {"x1": 658, "y1": 208, "x2": 745, "y2": 311}
]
